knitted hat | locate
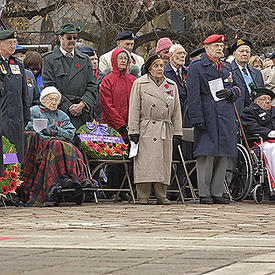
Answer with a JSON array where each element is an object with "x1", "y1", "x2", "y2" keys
[
  {"x1": 40, "y1": 86, "x2": 62, "y2": 102},
  {"x1": 155, "y1": 38, "x2": 173, "y2": 53}
]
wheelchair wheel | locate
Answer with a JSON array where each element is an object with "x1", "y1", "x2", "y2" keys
[
  {"x1": 227, "y1": 144, "x2": 253, "y2": 201},
  {"x1": 253, "y1": 184, "x2": 264, "y2": 204}
]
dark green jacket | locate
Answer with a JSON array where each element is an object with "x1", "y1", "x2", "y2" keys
[{"x1": 42, "y1": 46, "x2": 97, "y2": 129}]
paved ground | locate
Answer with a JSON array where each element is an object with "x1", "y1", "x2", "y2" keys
[{"x1": 1, "y1": 200, "x2": 275, "y2": 274}]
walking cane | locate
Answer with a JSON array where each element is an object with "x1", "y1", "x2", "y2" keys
[{"x1": 232, "y1": 102, "x2": 253, "y2": 162}]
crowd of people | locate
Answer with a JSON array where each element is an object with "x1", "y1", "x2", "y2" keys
[{"x1": 0, "y1": 22, "x2": 274, "y2": 206}]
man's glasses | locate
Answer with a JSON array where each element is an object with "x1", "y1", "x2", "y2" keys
[{"x1": 66, "y1": 36, "x2": 78, "y2": 41}]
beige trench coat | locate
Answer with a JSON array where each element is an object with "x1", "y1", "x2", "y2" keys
[{"x1": 128, "y1": 74, "x2": 182, "y2": 185}]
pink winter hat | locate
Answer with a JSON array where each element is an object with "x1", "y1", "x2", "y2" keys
[{"x1": 155, "y1": 38, "x2": 173, "y2": 53}]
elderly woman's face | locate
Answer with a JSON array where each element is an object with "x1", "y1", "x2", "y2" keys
[
  {"x1": 149, "y1": 60, "x2": 165, "y2": 80},
  {"x1": 254, "y1": 95, "x2": 272, "y2": 112},
  {"x1": 116, "y1": 52, "x2": 129, "y2": 71},
  {"x1": 43, "y1": 94, "x2": 60, "y2": 111}
]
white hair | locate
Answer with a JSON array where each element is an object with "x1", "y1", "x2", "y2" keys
[{"x1": 169, "y1": 44, "x2": 186, "y2": 54}]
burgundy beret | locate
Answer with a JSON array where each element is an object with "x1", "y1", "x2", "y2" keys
[{"x1": 204, "y1": 34, "x2": 225, "y2": 44}]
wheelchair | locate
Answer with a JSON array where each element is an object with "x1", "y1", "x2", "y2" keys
[{"x1": 226, "y1": 135, "x2": 273, "y2": 203}]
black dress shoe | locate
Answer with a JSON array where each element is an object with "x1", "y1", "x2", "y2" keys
[
  {"x1": 212, "y1": 196, "x2": 230, "y2": 204},
  {"x1": 200, "y1": 196, "x2": 214, "y2": 204}
]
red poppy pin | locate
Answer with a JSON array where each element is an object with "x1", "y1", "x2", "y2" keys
[
  {"x1": 75, "y1": 63, "x2": 80, "y2": 68},
  {"x1": 132, "y1": 60, "x2": 136, "y2": 65},
  {"x1": 164, "y1": 83, "x2": 169, "y2": 89},
  {"x1": 40, "y1": 109, "x2": 44, "y2": 113},
  {"x1": 10, "y1": 60, "x2": 14, "y2": 64}
]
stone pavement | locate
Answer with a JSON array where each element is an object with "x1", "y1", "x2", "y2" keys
[{"x1": 0, "y1": 201, "x2": 275, "y2": 274}]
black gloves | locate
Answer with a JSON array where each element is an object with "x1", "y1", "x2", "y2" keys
[
  {"x1": 173, "y1": 135, "x2": 182, "y2": 146},
  {"x1": 129, "y1": 134, "x2": 139, "y2": 144},
  {"x1": 117, "y1": 124, "x2": 128, "y2": 135},
  {"x1": 194, "y1": 122, "x2": 207, "y2": 131},
  {"x1": 216, "y1": 88, "x2": 234, "y2": 102},
  {"x1": 41, "y1": 128, "x2": 58, "y2": 137}
]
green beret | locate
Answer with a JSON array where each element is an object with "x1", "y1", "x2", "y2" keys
[
  {"x1": 0, "y1": 30, "x2": 16, "y2": 40},
  {"x1": 55, "y1": 23, "x2": 81, "y2": 35}
]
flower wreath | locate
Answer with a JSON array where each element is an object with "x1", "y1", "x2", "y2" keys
[
  {"x1": 0, "y1": 136, "x2": 22, "y2": 197},
  {"x1": 77, "y1": 121, "x2": 128, "y2": 160}
]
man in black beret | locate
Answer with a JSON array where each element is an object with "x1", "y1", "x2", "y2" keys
[
  {"x1": 42, "y1": 23, "x2": 97, "y2": 129},
  {"x1": 0, "y1": 29, "x2": 30, "y2": 163},
  {"x1": 261, "y1": 51, "x2": 275, "y2": 100},
  {"x1": 241, "y1": 87, "x2": 275, "y2": 139},
  {"x1": 231, "y1": 39, "x2": 264, "y2": 114},
  {"x1": 99, "y1": 30, "x2": 144, "y2": 77}
]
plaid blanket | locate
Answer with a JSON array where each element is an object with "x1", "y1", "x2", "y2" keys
[{"x1": 21, "y1": 132, "x2": 88, "y2": 206}]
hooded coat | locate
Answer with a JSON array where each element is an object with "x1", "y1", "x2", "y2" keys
[
  {"x1": 99, "y1": 48, "x2": 136, "y2": 138},
  {"x1": 128, "y1": 74, "x2": 182, "y2": 185}
]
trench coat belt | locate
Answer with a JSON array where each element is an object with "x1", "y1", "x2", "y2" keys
[{"x1": 144, "y1": 118, "x2": 172, "y2": 139}]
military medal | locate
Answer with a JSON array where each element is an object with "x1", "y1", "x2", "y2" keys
[
  {"x1": 0, "y1": 64, "x2": 7, "y2": 74},
  {"x1": 10, "y1": 64, "x2": 21, "y2": 74}
]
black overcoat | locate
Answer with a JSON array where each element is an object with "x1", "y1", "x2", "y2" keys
[
  {"x1": 0, "y1": 56, "x2": 30, "y2": 163},
  {"x1": 186, "y1": 53, "x2": 240, "y2": 158}
]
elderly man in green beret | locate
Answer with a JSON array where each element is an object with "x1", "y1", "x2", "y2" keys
[
  {"x1": 42, "y1": 23, "x2": 97, "y2": 129},
  {"x1": 0, "y1": 29, "x2": 30, "y2": 164}
]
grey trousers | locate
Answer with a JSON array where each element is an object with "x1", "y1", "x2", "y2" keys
[
  {"x1": 136, "y1": 183, "x2": 167, "y2": 199},
  {"x1": 196, "y1": 156, "x2": 228, "y2": 197}
]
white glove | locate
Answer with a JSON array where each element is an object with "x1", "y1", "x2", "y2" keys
[{"x1": 268, "y1": 131, "x2": 275, "y2": 138}]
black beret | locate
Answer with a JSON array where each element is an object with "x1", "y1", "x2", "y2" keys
[
  {"x1": 270, "y1": 51, "x2": 275, "y2": 60},
  {"x1": 55, "y1": 23, "x2": 81, "y2": 35},
  {"x1": 231, "y1": 39, "x2": 253, "y2": 52},
  {"x1": 115, "y1": 31, "x2": 134, "y2": 41},
  {"x1": 0, "y1": 30, "x2": 16, "y2": 40},
  {"x1": 189, "y1": 48, "x2": 205, "y2": 59},
  {"x1": 144, "y1": 54, "x2": 163, "y2": 74},
  {"x1": 251, "y1": 87, "x2": 275, "y2": 101},
  {"x1": 80, "y1": 46, "x2": 95, "y2": 56}
]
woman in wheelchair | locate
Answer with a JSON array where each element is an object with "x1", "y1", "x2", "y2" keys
[
  {"x1": 21, "y1": 86, "x2": 93, "y2": 206},
  {"x1": 241, "y1": 87, "x2": 275, "y2": 197}
]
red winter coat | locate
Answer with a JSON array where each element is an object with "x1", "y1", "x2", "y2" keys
[{"x1": 100, "y1": 48, "x2": 136, "y2": 138}]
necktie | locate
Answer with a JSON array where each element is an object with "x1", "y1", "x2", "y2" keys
[
  {"x1": 65, "y1": 52, "x2": 73, "y2": 58},
  {"x1": 242, "y1": 67, "x2": 248, "y2": 76},
  {"x1": 177, "y1": 69, "x2": 183, "y2": 84}
]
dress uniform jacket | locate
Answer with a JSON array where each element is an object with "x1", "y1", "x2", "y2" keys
[
  {"x1": 128, "y1": 74, "x2": 182, "y2": 185},
  {"x1": 231, "y1": 59, "x2": 264, "y2": 113},
  {"x1": 42, "y1": 46, "x2": 97, "y2": 129},
  {"x1": 99, "y1": 48, "x2": 144, "y2": 76},
  {"x1": 241, "y1": 102, "x2": 275, "y2": 139},
  {"x1": 186, "y1": 53, "x2": 240, "y2": 158},
  {"x1": 0, "y1": 56, "x2": 30, "y2": 163},
  {"x1": 164, "y1": 62, "x2": 188, "y2": 110}
]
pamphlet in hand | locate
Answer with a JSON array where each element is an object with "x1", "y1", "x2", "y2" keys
[
  {"x1": 129, "y1": 141, "x2": 139, "y2": 158},
  {"x1": 208, "y1": 78, "x2": 224, "y2": 101},
  {"x1": 33, "y1": 119, "x2": 48, "y2": 133}
]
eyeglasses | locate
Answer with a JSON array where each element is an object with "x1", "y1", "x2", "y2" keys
[
  {"x1": 26, "y1": 66, "x2": 41, "y2": 72},
  {"x1": 257, "y1": 98, "x2": 271, "y2": 103},
  {"x1": 66, "y1": 36, "x2": 78, "y2": 41},
  {"x1": 117, "y1": 57, "x2": 129, "y2": 61}
]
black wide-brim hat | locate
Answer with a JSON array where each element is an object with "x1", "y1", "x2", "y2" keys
[
  {"x1": 144, "y1": 54, "x2": 163, "y2": 74},
  {"x1": 251, "y1": 87, "x2": 275, "y2": 101},
  {"x1": 189, "y1": 47, "x2": 205, "y2": 59}
]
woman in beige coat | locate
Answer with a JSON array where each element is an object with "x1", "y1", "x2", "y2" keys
[{"x1": 128, "y1": 54, "x2": 183, "y2": 205}]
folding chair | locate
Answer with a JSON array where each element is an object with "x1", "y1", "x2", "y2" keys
[
  {"x1": 175, "y1": 128, "x2": 198, "y2": 203},
  {"x1": 83, "y1": 153, "x2": 136, "y2": 203}
]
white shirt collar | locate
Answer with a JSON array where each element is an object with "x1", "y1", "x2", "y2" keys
[
  {"x1": 59, "y1": 47, "x2": 74, "y2": 57},
  {"x1": 235, "y1": 59, "x2": 248, "y2": 72},
  {"x1": 170, "y1": 63, "x2": 180, "y2": 74}
]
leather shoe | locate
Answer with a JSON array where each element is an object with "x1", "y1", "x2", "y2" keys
[
  {"x1": 212, "y1": 196, "x2": 230, "y2": 204},
  {"x1": 137, "y1": 198, "x2": 149, "y2": 205},
  {"x1": 200, "y1": 196, "x2": 214, "y2": 204},
  {"x1": 156, "y1": 198, "x2": 171, "y2": 205}
]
